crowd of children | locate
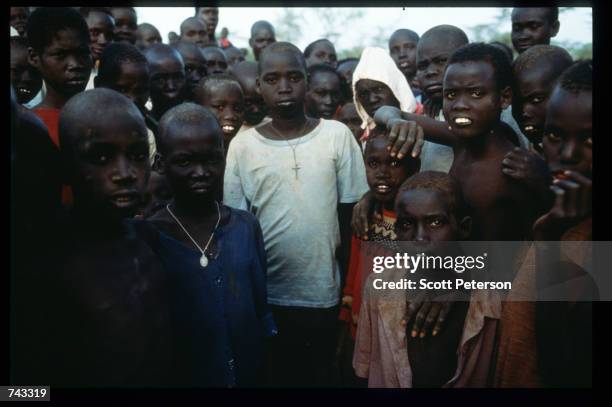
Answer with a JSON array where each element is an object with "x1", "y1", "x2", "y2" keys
[{"x1": 10, "y1": 6, "x2": 592, "y2": 388}]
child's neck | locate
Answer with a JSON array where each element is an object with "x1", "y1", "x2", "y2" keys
[
  {"x1": 269, "y1": 111, "x2": 310, "y2": 140},
  {"x1": 70, "y1": 205, "x2": 127, "y2": 240},
  {"x1": 460, "y1": 121, "x2": 505, "y2": 158},
  {"x1": 171, "y1": 197, "x2": 218, "y2": 222},
  {"x1": 37, "y1": 85, "x2": 70, "y2": 110}
]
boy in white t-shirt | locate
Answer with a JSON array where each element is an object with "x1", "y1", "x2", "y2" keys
[{"x1": 224, "y1": 42, "x2": 369, "y2": 387}]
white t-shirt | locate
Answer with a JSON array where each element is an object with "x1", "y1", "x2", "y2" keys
[
  {"x1": 419, "y1": 111, "x2": 454, "y2": 173},
  {"x1": 224, "y1": 119, "x2": 369, "y2": 308}
]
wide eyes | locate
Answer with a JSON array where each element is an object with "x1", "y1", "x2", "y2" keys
[
  {"x1": 445, "y1": 91, "x2": 455, "y2": 100},
  {"x1": 546, "y1": 132, "x2": 561, "y2": 142},
  {"x1": 390, "y1": 160, "x2": 400, "y2": 167},
  {"x1": 471, "y1": 90, "x2": 482, "y2": 98}
]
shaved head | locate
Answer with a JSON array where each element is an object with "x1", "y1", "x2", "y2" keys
[
  {"x1": 251, "y1": 20, "x2": 275, "y2": 37},
  {"x1": 157, "y1": 102, "x2": 222, "y2": 153},
  {"x1": 418, "y1": 25, "x2": 469, "y2": 53}
]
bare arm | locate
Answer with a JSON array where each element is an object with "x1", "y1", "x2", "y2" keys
[{"x1": 374, "y1": 106, "x2": 458, "y2": 148}]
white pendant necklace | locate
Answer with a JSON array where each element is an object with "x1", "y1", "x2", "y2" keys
[{"x1": 166, "y1": 201, "x2": 221, "y2": 268}]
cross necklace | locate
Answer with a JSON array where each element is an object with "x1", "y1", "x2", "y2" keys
[{"x1": 269, "y1": 120, "x2": 310, "y2": 180}]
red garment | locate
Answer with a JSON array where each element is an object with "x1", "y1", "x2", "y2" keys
[
  {"x1": 33, "y1": 108, "x2": 61, "y2": 148},
  {"x1": 339, "y1": 209, "x2": 397, "y2": 338},
  {"x1": 33, "y1": 107, "x2": 73, "y2": 204},
  {"x1": 220, "y1": 38, "x2": 232, "y2": 48}
]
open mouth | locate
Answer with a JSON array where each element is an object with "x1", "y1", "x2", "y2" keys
[
  {"x1": 425, "y1": 84, "x2": 442, "y2": 94},
  {"x1": 375, "y1": 184, "x2": 392, "y2": 194},
  {"x1": 222, "y1": 125, "x2": 236, "y2": 133},
  {"x1": 66, "y1": 78, "x2": 87, "y2": 86},
  {"x1": 111, "y1": 192, "x2": 139, "y2": 207},
  {"x1": 17, "y1": 87, "x2": 33, "y2": 96},
  {"x1": 453, "y1": 117, "x2": 473, "y2": 127},
  {"x1": 277, "y1": 100, "x2": 295, "y2": 108}
]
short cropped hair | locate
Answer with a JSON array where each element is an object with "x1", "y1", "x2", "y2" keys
[
  {"x1": 258, "y1": 41, "x2": 306, "y2": 74},
  {"x1": 447, "y1": 42, "x2": 513, "y2": 91},
  {"x1": 26, "y1": 7, "x2": 90, "y2": 54},
  {"x1": 558, "y1": 59, "x2": 592, "y2": 94},
  {"x1": 303, "y1": 39, "x2": 333, "y2": 58},
  {"x1": 97, "y1": 42, "x2": 148, "y2": 84},
  {"x1": 158, "y1": 102, "x2": 221, "y2": 153},
  {"x1": 307, "y1": 63, "x2": 341, "y2": 82},
  {"x1": 397, "y1": 171, "x2": 467, "y2": 218}
]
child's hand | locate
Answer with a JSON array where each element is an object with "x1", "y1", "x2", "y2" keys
[
  {"x1": 342, "y1": 295, "x2": 353, "y2": 308},
  {"x1": 533, "y1": 170, "x2": 592, "y2": 240},
  {"x1": 401, "y1": 290, "x2": 454, "y2": 338},
  {"x1": 386, "y1": 118, "x2": 425, "y2": 160},
  {"x1": 502, "y1": 147, "x2": 551, "y2": 192},
  {"x1": 351, "y1": 191, "x2": 382, "y2": 239}
]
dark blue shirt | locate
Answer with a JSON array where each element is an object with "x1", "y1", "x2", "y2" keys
[{"x1": 148, "y1": 206, "x2": 275, "y2": 387}]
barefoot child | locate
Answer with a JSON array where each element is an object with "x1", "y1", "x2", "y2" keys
[
  {"x1": 194, "y1": 75, "x2": 245, "y2": 150},
  {"x1": 148, "y1": 103, "x2": 274, "y2": 387},
  {"x1": 224, "y1": 42, "x2": 369, "y2": 387}
]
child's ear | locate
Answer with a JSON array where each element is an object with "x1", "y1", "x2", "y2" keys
[
  {"x1": 28, "y1": 47, "x2": 40, "y2": 69},
  {"x1": 248, "y1": 37, "x2": 254, "y2": 49},
  {"x1": 458, "y1": 215, "x2": 472, "y2": 240},
  {"x1": 255, "y1": 77, "x2": 261, "y2": 96},
  {"x1": 551, "y1": 20, "x2": 560, "y2": 38},
  {"x1": 153, "y1": 153, "x2": 165, "y2": 174},
  {"x1": 500, "y1": 85, "x2": 512, "y2": 111}
]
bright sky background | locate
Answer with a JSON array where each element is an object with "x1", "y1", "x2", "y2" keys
[{"x1": 135, "y1": 7, "x2": 592, "y2": 53}]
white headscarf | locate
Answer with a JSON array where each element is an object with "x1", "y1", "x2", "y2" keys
[{"x1": 352, "y1": 47, "x2": 417, "y2": 130}]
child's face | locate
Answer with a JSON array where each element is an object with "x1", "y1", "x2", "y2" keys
[
  {"x1": 512, "y1": 64, "x2": 559, "y2": 145},
  {"x1": 337, "y1": 60, "x2": 358, "y2": 91},
  {"x1": 87, "y1": 11, "x2": 115, "y2": 61},
  {"x1": 136, "y1": 27, "x2": 162, "y2": 50},
  {"x1": 236, "y1": 73, "x2": 268, "y2": 125},
  {"x1": 161, "y1": 122, "x2": 225, "y2": 203},
  {"x1": 355, "y1": 79, "x2": 400, "y2": 119},
  {"x1": 199, "y1": 83, "x2": 245, "y2": 144},
  {"x1": 306, "y1": 41, "x2": 338, "y2": 69},
  {"x1": 225, "y1": 47, "x2": 245, "y2": 66},
  {"x1": 389, "y1": 33, "x2": 418, "y2": 80},
  {"x1": 111, "y1": 8, "x2": 137, "y2": 45},
  {"x1": 202, "y1": 48, "x2": 228, "y2": 75},
  {"x1": 10, "y1": 7, "x2": 28, "y2": 37},
  {"x1": 179, "y1": 49, "x2": 207, "y2": 100},
  {"x1": 305, "y1": 71, "x2": 342, "y2": 119},
  {"x1": 543, "y1": 87, "x2": 592, "y2": 178},
  {"x1": 70, "y1": 116, "x2": 150, "y2": 219},
  {"x1": 111, "y1": 62, "x2": 150, "y2": 114},
  {"x1": 257, "y1": 51, "x2": 307, "y2": 119},
  {"x1": 149, "y1": 55, "x2": 186, "y2": 110},
  {"x1": 443, "y1": 60, "x2": 510, "y2": 139},
  {"x1": 250, "y1": 28, "x2": 276, "y2": 61},
  {"x1": 196, "y1": 7, "x2": 219, "y2": 38},
  {"x1": 416, "y1": 39, "x2": 457, "y2": 102},
  {"x1": 395, "y1": 189, "x2": 468, "y2": 243},
  {"x1": 511, "y1": 8, "x2": 558, "y2": 54},
  {"x1": 32, "y1": 29, "x2": 93, "y2": 98},
  {"x1": 337, "y1": 103, "x2": 362, "y2": 141},
  {"x1": 182, "y1": 19, "x2": 208, "y2": 47},
  {"x1": 143, "y1": 171, "x2": 173, "y2": 217},
  {"x1": 366, "y1": 137, "x2": 415, "y2": 205},
  {"x1": 11, "y1": 45, "x2": 42, "y2": 104}
]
